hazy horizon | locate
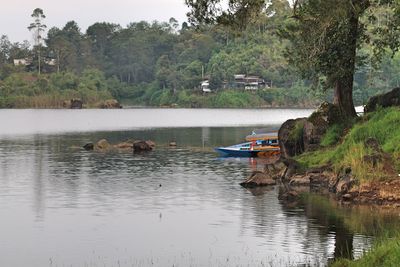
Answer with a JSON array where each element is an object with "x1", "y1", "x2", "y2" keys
[{"x1": 1, "y1": 0, "x2": 189, "y2": 43}]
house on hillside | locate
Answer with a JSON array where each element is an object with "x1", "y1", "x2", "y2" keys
[
  {"x1": 201, "y1": 80, "x2": 211, "y2": 93},
  {"x1": 13, "y1": 58, "x2": 31, "y2": 66},
  {"x1": 233, "y1": 74, "x2": 269, "y2": 90},
  {"x1": 44, "y1": 58, "x2": 56, "y2": 66}
]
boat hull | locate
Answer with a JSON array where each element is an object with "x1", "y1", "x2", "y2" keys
[{"x1": 214, "y1": 147, "x2": 260, "y2": 157}]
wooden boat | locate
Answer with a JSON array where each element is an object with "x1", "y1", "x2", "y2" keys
[{"x1": 215, "y1": 132, "x2": 280, "y2": 157}]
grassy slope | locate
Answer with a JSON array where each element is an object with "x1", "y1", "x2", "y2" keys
[{"x1": 296, "y1": 107, "x2": 400, "y2": 181}]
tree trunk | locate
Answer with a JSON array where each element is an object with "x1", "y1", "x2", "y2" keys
[
  {"x1": 334, "y1": 76, "x2": 356, "y2": 118},
  {"x1": 57, "y1": 50, "x2": 60, "y2": 73},
  {"x1": 38, "y1": 47, "x2": 41, "y2": 75},
  {"x1": 333, "y1": 4, "x2": 360, "y2": 118}
]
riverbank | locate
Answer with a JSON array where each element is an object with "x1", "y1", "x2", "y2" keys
[
  {"x1": 0, "y1": 70, "x2": 324, "y2": 109},
  {"x1": 261, "y1": 89, "x2": 400, "y2": 265},
  {"x1": 122, "y1": 87, "x2": 322, "y2": 109}
]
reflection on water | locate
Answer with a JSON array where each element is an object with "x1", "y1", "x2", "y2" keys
[{"x1": 0, "y1": 126, "x2": 398, "y2": 266}]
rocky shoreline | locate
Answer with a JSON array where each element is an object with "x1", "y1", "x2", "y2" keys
[{"x1": 241, "y1": 87, "x2": 400, "y2": 206}]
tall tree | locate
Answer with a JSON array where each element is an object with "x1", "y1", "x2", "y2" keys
[
  {"x1": 28, "y1": 8, "x2": 46, "y2": 75},
  {"x1": 186, "y1": 0, "x2": 400, "y2": 118}
]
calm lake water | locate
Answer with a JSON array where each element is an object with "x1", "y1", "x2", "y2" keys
[{"x1": 0, "y1": 108, "x2": 398, "y2": 267}]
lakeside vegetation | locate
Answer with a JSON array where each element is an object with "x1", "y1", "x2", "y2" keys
[
  {"x1": 292, "y1": 107, "x2": 400, "y2": 266},
  {"x1": 1, "y1": 4, "x2": 400, "y2": 108},
  {"x1": 0, "y1": 68, "x2": 114, "y2": 108},
  {"x1": 296, "y1": 107, "x2": 400, "y2": 181},
  {"x1": 332, "y1": 236, "x2": 400, "y2": 267}
]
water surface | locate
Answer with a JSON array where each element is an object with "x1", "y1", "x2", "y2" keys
[{"x1": 0, "y1": 109, "x2": 397, "y2": 267}]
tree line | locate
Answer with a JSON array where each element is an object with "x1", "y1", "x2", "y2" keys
[{"x1": 0, "y1": 3, "x2": 399, "y2": 108}]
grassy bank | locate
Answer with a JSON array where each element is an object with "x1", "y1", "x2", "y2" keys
[
  {"x1": 293, "y1": 107, "x2": 400, "y2": 266},
  {"x1": 296, "y1": 107, "x2": 400, "y2": 180}
]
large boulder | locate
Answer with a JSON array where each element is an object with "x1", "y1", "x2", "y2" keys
[
  {"x1": 240, "y1": 171, "x2": 276, "y2": 188},
  {"x1": 278, "y1": 102, "x2": 341, "y2": 158},
  {"x1": 278, "y1": 118, "x2": 307, "y2": 158},
  {"x1": 364, "y1": 87, "x2": 400, "y2": 113}
]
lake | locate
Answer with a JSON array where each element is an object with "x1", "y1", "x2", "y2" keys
[{"x1": 0, "y1": 108, "x2": 397, "y2": 267}]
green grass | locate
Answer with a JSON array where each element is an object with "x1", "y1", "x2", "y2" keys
[
  {"x1": 321, "y1": 124, "x2": 345, "y2": 147},
  {"x1": 296, "y1": 107, "x2": 400, "y2": 181},
  {"x1": 332, "y1": 236, "x2": 400, "y2": 267}
]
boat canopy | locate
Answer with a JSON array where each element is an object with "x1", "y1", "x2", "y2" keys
[{"x1": 245, "y1": 132, "x2": 278, "y2": 142}]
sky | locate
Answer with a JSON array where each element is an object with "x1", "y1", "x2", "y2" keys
[{"x1": 0, "y1": 0, "x2": 190, "y2": 43}]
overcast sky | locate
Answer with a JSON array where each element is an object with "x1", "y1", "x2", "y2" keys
[{"x1": 1, "y1": 0, "x2": 189, "y2": 43}]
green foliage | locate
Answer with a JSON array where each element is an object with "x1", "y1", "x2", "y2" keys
[
  {"x1": 0, "y1": 69, "x2": 113, "y2": 108},
  {"x1": 2, "y1": 7, "x2": 400, "y2": 107},
  {"x1": 320, "y1": 124, "x2": 346, "y2": 147}
]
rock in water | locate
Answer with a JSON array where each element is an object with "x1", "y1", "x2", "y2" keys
[
  {"x1": 95, "y1": 139, "x2": 111, "y2": 151},
  {"x1": 83, "y1": 143, "x2": 94, "y2": 151},
  {"x1": 169, "y1": 141, "x2": 177, "y2": 147},
  {"x1": 133, "y1": 140, "x2": 155, "y2": 152},
  {"x1": 240, "y1": 171, "x2": 276, "y2": 188}
]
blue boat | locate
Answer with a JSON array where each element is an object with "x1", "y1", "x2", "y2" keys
[
  {"x1": 215, "y1": 133, "x2": 280, "y2": 157},
  {"x1": 214, "y1": 142, "x2": 261, "y2": 157}
]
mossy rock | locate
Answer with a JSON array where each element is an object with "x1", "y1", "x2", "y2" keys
[
  {"x1": 279, "y1": 118, "x2": 307, "y2": 158},
  {"x1": 364, "y1": 87, "x2": 400, "y2": 113},
  {"x1": 308, "y1": 101, "x2": 341, "y2": 127}
]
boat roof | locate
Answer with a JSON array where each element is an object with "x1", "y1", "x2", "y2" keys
[{"x1": 245, "y1": 132, "x2": 278, "y2": 141}]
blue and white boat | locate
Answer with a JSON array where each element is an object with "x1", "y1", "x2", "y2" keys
[{"x1": 215, "y1": 132, "x2": 280, "y2": 157}]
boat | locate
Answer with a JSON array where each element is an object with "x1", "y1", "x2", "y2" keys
[{"x1": 215, "y1": 132, "x2": 280, "y2": 157}]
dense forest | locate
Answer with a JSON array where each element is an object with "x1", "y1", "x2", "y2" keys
[{"x1": 0, "y1": 3, "x2": 398, "y2": 108}]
